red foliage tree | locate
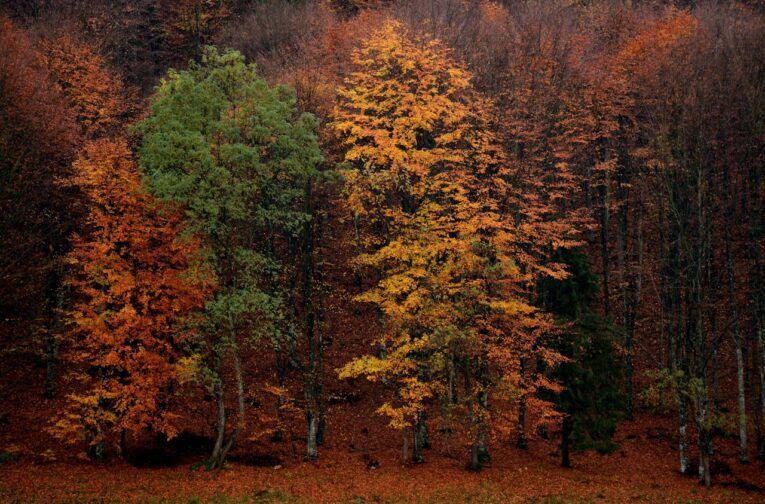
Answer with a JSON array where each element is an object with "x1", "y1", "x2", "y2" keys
[
  {"x1": 41, "y1": 33, "x2": 213, "y2": 457},
  {"x1": 53, "y1": 138, "x2": 212, "y2": 456}
]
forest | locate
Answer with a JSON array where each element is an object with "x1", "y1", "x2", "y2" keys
[{"x1": 1, "y1": 0, "x2": 765, "y2": 502}]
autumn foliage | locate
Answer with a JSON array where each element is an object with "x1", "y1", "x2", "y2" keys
[
  {"x1": 54, "y1": 138, "x2": 211, "y2": 451},
  {"x1": 0, "y1": 18, "x2": 78, "y2": 361},
  {"x1": 2, "y1": 1, "x2": 765, "y2": 501},
  {"x1": 38, "y1": 32, "x2": 212, "y2": 453}
]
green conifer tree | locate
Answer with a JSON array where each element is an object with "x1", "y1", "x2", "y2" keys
[{"x1": 538, "y1": 248, "x2": 624, "y2": 468}]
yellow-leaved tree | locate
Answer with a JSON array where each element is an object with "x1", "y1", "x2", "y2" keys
[{"x1": 335, "y1": 20, "x2": 564, "y2": 470}]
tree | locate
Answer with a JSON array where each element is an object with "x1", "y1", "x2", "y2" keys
[
  {"x1": 136, "y1": 46, "x2": 323, "y2": 466},
  {"x1": 36, "y1": 30, "x2": 137, "y2": 401},
  {"x1": 0, "y1": 18, "x2": 79, "y2": 398},
  {"x1": 52, "y1": 138, "x2": 212, "y2": 459},
  {"x1": 157, "y1": 0, "x2": 229, "y2": 61},
  {"x1": 38, "y1": 31, "x2": 214, "y2": 457},
  {"x1": 538, "y1": 248, "x2": 623, "y2": 468},
  {"x1": 624, "y1": 6, "x2": 765, "y2": 482},
  {"x1": 335, "y1": 20, "x2": 565, "y2": 470},
  {"x1": 39, "y1": 32, "x2": 128, "y2": 139}
]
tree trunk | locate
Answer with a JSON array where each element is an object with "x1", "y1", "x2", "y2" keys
[
  {"x1": 464, "y1": 358, "x2": 482, "y2": 471},
  {"x1": 273, "y1": 352, "x2": 287, "y2": 442},
  {"x1": 697, "y1": 375, "x2": 712, "y2": 487},
  {"x1": 724, "y1": 164, "x2": 748, "y2": 462},
  {"x1": 696, "y1": 337, "x2": 712, "y2": 487},
  {"x1": 751, "y1": 161, "x2": 765, "y2": 461},
  {"x1": 413, "y1": 411, "x2": 426, "y2": 464},
  {"x1": 317, "y1": 306, "x2": 326, "y2": 446},
  {"x1": 664, "y1": 201, "x2": 688, "y2": 475},
  {"x1": 693, "y1": 162, "x2": 711, "y2": 486},
  {"x1": 317, "y1": 394, "x2": 326, "y2": 446},
  {"x1": 699, "y1": 422, "x2": 712, "y2": 488},
  {"x1": 302, "y1": 178, "x2": 322, "y2": 458},
  {"x1": 44, "y1": 331, "x2": 59, "y2": 399},
  {"x1": 561, "y1": 414, "x2": 573, "y2": 468},
  {"x1": 91, "y1": 439, "x2": 106, "y2": 462},
  {"x1": 711, "y1": 332, "x2": 720, "y2": 418},
  {"x1": 119, "y1": 429, "x2": 127, "y2": 459},
  {"x1": 401, "y1": 427, "x2": 409, "y2": 464},
  {"x1": 617, "y1": 164, "x2": 632, "y2": 418},
  {"x1": 220, "y1": 341, "x2": 245, "y2": 464},
  {"x1": 303, "y1": 359, "x2": 319, "y2": 460},
  {"x1": 759, "y1": 323, "x2": 765, "y2": 460},
  {"x1": 209, "y1": 337, "x2": 245, "y2": 469},
  {"x1": 678, "y1": 389, "x2": 690, "y2": 474},
  {"x1": 353, "y1": 212, "x2": 362, "y2": 293},
  {"x1": 440, "y1": 354, "x2": 456, "y2": 433},
  {"x1": 305, "y1": 404, "x2": 318, "y2": 460},
  {"x1": 516, "y1": 357, "x2": 528, "y2": 449},
  {"x1": 210, "y1": 352, "x2": 227, "y2": 468},
  {"x1": 749, "y1": 328, "x2": 761, "y2": 460},
  {"x1": 469, "y1": 438, "x2": 481, "y2": 472},
  {"x1": 734, "y1": 340, "x2": 748, "y2": 462},
  {"x1": 628, "y1": 182, "x2": 644, "y2": 415},
  {"x1": 599, "y1": 170, "x2": 611, "y2": 319},
  {"x1": 478, "y1": 389, "x2": 489, "y2": 463},
  {"x1": 44, "y1": 265, "x2": 65, "y2": 398}
]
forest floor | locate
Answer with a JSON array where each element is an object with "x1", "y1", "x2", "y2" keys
[{"x1": 1, "y1": 412, "x2": 764, "y2": 503}]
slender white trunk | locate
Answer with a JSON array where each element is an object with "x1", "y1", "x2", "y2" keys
[
  {"x1": 735, "y1": 341, "x2": 748, "y2": 462},
  {"x1": 679, "y1": 393, "x2": 689, "y2": 474},
  {"x1": 306, "y1": 409, "x2": 318, "y2": 460}
]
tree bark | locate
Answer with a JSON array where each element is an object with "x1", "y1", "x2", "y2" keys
[
  {"x1": 617, "y1": 162, "x2": 631, "y2": 418},
  {"x1": 440, "y1": 354, "x2": 456, "y2": 433},
  {"x1": 478, "y1": 389, "x2": 490, "y2": 463},
  {"x1": 678, "y1": 379, "x2": 690, "y2": 475},
  {"x1": 305, "y1": 404, "x2": 318, "y2": 460},
  {"x1": 218, "y1": 342, "x2": 245, "y2": 467},
  {"x1": 272, "y1": 351, "x2": 287, "y2": 442},
  {"x1": 724, "y1": 164, "x2": 748, "y2": 463},
  {"x1": 302, "y1": 178, "x2": 322, "y2": 459},
  {"x1": 599, "y1": 168, "x2": 611, "y2": 319},
  {"x1": 759, "y1": 322, "x2": 765, "y2": 460},
  {"x1": 516, "y1": 357, "x2": 528, "y2": 449},
  {"x1": 465, "y1": 358, "x2": 482, "y2": 471},
  {"x1": 561, "y1": 414, "x2": 573, "y2": 468},
  {"x1": 210, "y1": 352, "x2": 227, "y2": 468},
  {"x1": 44, "y1": 331, "x2": 59, "y2": 399},
  {"x1": 353, "y1": 212, "x2": 362, "y2": 293},
  {"x1": 209, "y1": 335, "x2": 245, "y2": 469},
  {"x1": 413, "y1": 411, "x2": 427, "y2": 464},
  {"x1": 401, "y1": 427, "x2": 409, "y2": 464}
]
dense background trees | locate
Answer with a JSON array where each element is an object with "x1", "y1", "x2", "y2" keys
[
  {"x1": 1, "y1": 0, "x2": 765, "y2": 494},
  {"x1": 0, "y1": 18, "x2": 78, "y2": 399}
]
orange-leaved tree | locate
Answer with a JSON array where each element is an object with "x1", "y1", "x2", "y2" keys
[
  {"x1": 334, "y1": 20, "x2": 564, "y2": 470},
  {"x1": 45, "y1": 37, "x2": 213, "y2": 459},
  {"x1": 52, "y1": 137, "x2": 212, "y2": 459},
  {"x1": 39, "y1": 32, "x2": 128, "y2": 139}
]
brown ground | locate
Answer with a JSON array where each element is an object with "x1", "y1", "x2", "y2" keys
[{"x1": 1, "y1": 405, "x2": 764, "y2": 503}]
